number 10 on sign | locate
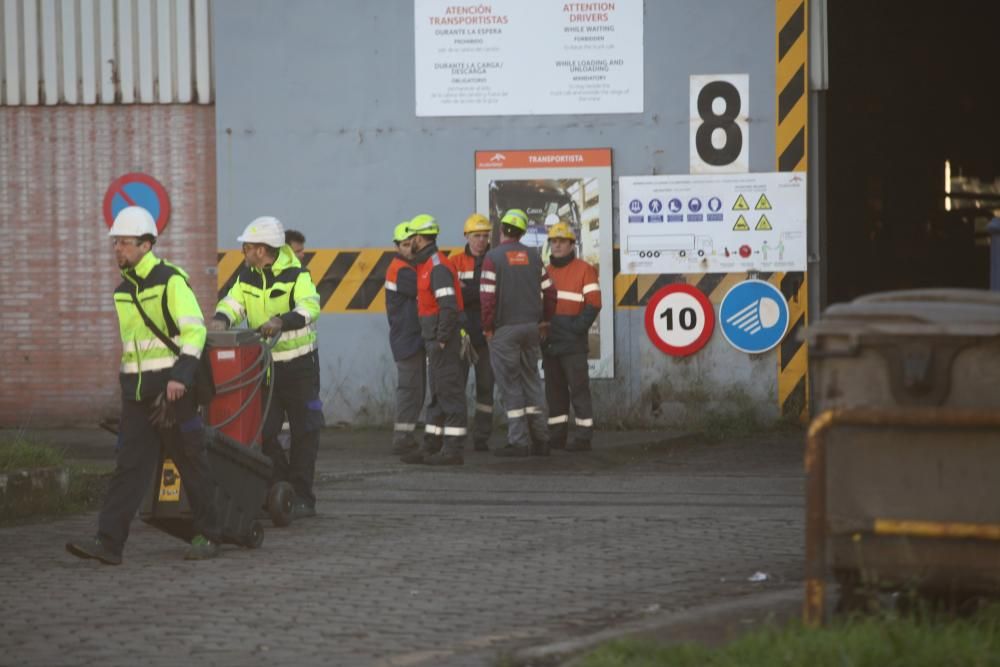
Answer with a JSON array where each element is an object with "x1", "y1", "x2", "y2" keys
[{"x1": 644, "y1": 284, "x2": 715, "y2": 357}]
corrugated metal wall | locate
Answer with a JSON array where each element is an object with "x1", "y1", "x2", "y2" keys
[{"x1": 1, "y1": 0, "x2": 212, "y2": 105}]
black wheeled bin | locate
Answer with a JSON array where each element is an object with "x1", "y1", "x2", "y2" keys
[{"x1": 140, "y1": 426, "x2": 272, "y2": 548}]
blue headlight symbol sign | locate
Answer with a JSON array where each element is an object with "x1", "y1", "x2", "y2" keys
[{"x1": 718, "y1": 280, "x2": 789, "y2": 354}]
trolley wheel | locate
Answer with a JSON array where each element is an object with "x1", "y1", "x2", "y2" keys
[
  {"x1": 243, "y1": 520, "x2": 264, "y2": 549},
  {"x1": 268, "y1": 481, "x2": 294, "y2": 527}
]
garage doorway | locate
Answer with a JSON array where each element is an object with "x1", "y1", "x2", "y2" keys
[{"x1": 824, "y1": 1, "x2": 1000, "y2": 306}]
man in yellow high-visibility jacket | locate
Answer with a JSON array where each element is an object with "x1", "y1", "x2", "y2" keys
[
  {"x1": 210, "y1": 216, "x2": 323, "y2": 519},
  {"x1": 66, "y1": 206, "x2": 223, "y2": 564}
]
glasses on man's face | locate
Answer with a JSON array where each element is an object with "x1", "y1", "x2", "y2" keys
[
  {"x1": 111, "y1": 238, "x2": 140, "y2": 248},
  {"x1": 242, "y1": 243, "x2": 261, "y2": 254}
]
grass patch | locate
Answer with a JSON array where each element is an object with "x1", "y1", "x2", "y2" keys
[
  {"x1": 0, "y1": 435, "x2": 66, "y2": 472},
  {"x1": 0, "y1": 435, "x2": 109, "y2": 525},
  {"x1": 682, "y1": 387, "x2": 783, "y2": 443},
  {"x1": 0, "y1": 464, "x2": 110, "y2": 526},
  {"x1": 577, "y1": 605, "x2": 1000, "y2": 667}
]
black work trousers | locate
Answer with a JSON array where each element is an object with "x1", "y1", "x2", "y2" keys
[
  {"x1": 261, "y1": 350, "x2": 324, "y2": 508},
  {"x1": 393, "y1": 350, "x2": 426, "y2": 449},
  {"x1": 460, "y1": 341, "x2": 494, "y2": 445},
  {"x1": 98, "y1": 391, "x2": 221, "y2": 554},
  {"x1": 423, "y1": 334, "x2": 468, "y2": 453},
  {"x1": 542, "y1": 351, "x2": 594, "y2": 446}
]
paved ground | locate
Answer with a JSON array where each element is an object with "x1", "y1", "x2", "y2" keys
[{"x1": 0, "y1": 427, "x2": 805, "y2": 666}]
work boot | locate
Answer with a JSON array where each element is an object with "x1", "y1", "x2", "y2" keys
[
  {"x1": 549, "y1": 440, "x2": 566, "y2": 450},
  {"x1": 424, "y1": 449, "x2": 464, "y2": 466},
  {"x1": 184, "y1": 535, "x2": 221, "y2": 560},
  {"x1": 493, "y1": 444, "x2": 530, "y2": 457},
  {"x1": 566, "y1": 440, "x2": 592, "y2": 452},
  {"x1": 291, "y1": 501, "x2": 317, "y2": 519},
  {"x1": 473, "y1": 439, "x2": 490, "y2": 452},
  {"x1": 401, "y1": 438, "x2": 442, "y2": 464},
  {"x1": 65, "y1": 536, "x2": 122, "y2": 566},
  {"x1": 530, "y1": 440, "x2": 550, "y2": 457},
  {"x1": 400, "y1": 450, "x2": 426, "y2": 464},
  {"x1": 391, "y1": 440, "x2": 419, "y2": 455}
]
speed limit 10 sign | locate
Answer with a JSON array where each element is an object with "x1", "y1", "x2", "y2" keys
[{"x1": 644, "y1": 284, "x2": 715, "y2": 357}]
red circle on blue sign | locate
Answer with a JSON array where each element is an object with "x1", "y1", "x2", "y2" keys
[{"x1": 102, "y1": 173, "x2": 171, "y2": 234}]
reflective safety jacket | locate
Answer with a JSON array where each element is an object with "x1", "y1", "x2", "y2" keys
[
  {"x1": 543, "y1": 253, "x2": 601, "y2": 357},
  {"x1": 451, "y1": 245, "x2": 488, "y2": 347},
  {"x1": 480, "y1": 239, "x2": 556, "y2": 333},
  {"x1": 385, "y1": 254, "x2": 423, "y2": 361},
  {"x1": 113, "y1": 251, "x2": 206, "y2": 401},
  {"x1": 413, "y1": 242, "x2": 464, "y2": 343},
  {"x1": 215, "y1": 245, "x2": 321, "y2": 363}
]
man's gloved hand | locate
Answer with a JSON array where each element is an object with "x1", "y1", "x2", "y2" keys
[
  {"x1": 539, "y1": 321, "x2": 551, "y2": 342},
  {"x1": 260, "y1": 316, "x2": 283, "y2": 338},
  {"x1": 149, "y1": 392, "x2": 176, "y2": 430},
  {"x1": 459, "y1": 329, "x2": 479, "y2": 364},
  {"x1": 207, "y1": 319, "x2": 227, "y2": 332}
]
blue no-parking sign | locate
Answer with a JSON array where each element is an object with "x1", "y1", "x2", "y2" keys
[
  {"x1": 718, "y1": 280, "x2": 789, "y2": 353},
  {"x1": 102, "y1": 173, "x2": 171, "y2": 233}
]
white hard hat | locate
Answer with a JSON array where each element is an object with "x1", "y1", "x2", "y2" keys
[
  {"x1": 237, "y1": 216, "x2": 285, "y2": 248},
  {"x1": 108, "y1": 206, "x2": 157, "y2": 237}
]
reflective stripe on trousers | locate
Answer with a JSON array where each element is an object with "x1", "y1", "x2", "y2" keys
[
  {"x1": 543, "y1": 350, "x2": 593, "y2": 445},
  {"x1": 489, "y1": 322, "x2": 547, "y2": 448}
]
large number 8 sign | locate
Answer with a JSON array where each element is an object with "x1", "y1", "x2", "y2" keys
[
  {"x1": 696, "y1": 81, "x2": 743, "y2": 166},
  {"x1": 690, "y1": 74, "x2": 748, "y2": 173}
]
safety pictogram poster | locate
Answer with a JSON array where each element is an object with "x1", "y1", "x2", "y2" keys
[{"x1": 618, "y1": 172, "x2": 806, "y2": 275}]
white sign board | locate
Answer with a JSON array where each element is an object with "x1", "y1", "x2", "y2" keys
[
  {"x1": 690, "y1": 74, "x2": 749, "y2": 173},
  {"x1": 414, "y1": 0, "x2": 643, "y2": 117},
  {"x1": 619, "y1": 172, "x2": 807, "y2": 275}
]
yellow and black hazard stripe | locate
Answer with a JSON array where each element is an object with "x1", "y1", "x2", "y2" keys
[
  {"x1": 217, "y1": 248, "x2": 469, "y2": 314},
  {"x1": 614, "y1": 269, "x2": 790, "y2": 309},
  {"x1": 218, "y1": 249, "x2": 398, "y2": 314},
  {"x1": 777, "y1": 0, "x2": 808, "y2": 172},
  {"x1": 776, "y1": 0, "x2": 809, "y2": 421},
  {"x1": 778, "y1": 271, "x2": 808, "y2": 419}
]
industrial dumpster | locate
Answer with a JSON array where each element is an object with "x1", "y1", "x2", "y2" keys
[{"x1": 803, "y1": 289, "x2": 1000, "y2": 622}]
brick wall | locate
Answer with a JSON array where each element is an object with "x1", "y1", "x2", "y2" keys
[{"x1": 0, "y1": 106, "x2": 217, "y2": 427}]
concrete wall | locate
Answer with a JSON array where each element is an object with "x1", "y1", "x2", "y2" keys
[
  {"x1": 0, "y1": 106, "x2": 217, "y2": 426},
  {"x1": 213, "y1": 0, "x2": 781, "y2": 426}
]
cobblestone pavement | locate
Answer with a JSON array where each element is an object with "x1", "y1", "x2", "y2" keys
[{"x1": 0, "y1": 429, "x2": 804, "y2": 666}]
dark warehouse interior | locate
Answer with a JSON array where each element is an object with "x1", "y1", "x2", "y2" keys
[{"x1": 824, "y1": 2, "x2": 1000, "y2": 307}]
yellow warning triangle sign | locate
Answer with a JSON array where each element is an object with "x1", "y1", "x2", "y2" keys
[
  {"x1": 733, "y1": 194, "x2": 750, "y2": 211},
  {"x1": 733, "y1": 215, "x2": 750, "y2": 231},
  {"x1": 755, "y1": 214, "x2": 772, "y2": 231},
  {"x1": 754, "y1": 193, "x2": 773, "y2": 210}
]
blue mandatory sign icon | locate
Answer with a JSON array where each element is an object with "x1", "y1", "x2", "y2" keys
[
  {"x1": 648, "y1": 198, "x2": 662, "y2": 214},
  {"x1": 688, "y1": 197, "x2": 702, "y2": 212},
  {"x1": 708, "y1": 197, "x2": 722, "y2": 212},
  {"x1": 629, "y1": 199, "x2": 643, "y2": 214},
  {"x1": 718, "y1": 280, "x2": 790, "y2": 354},
  {"x1": 668, "y1": 198, "x2": 682, "y2": 213}
]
